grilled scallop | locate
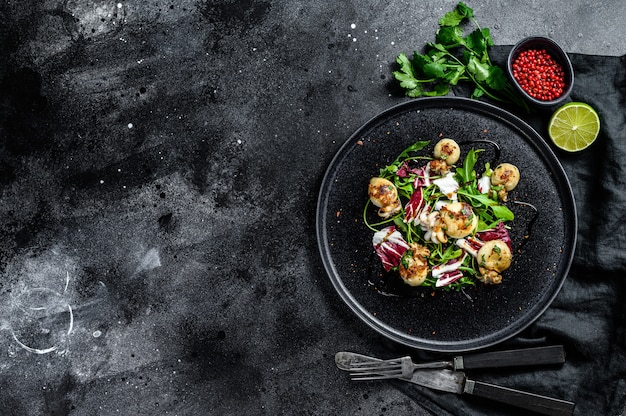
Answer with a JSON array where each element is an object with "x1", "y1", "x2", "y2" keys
[
  {"x1": 491, "y1": 163, "x2": 520, "y2": 202},
  {"x1": 491, "y1": 163, "x2": 520, "y2": 191},
  {"x1": 399, "y1": 243, "x2": 431, "y2": 286},
  {"x1": 476, "y1": 239, "x2": 512, "y2": 284},
  {"x1": 368, "y1": 177, "x2": 401, "y2": 218},
  {"x1": 433, "y1": 138, "x2": 461, "y2": 165}
]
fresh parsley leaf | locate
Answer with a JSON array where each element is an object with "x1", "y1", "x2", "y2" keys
[
  {"x1": 423, "y1": 62, "x2": 446, "y2": 78},
  {"x1": 471, "y1": 87, "x2": 485, "y2": 99},
  {"x1": 465, "y1": 28, "x2": 491, "y2": 58},
  {"x1": 394, "y1": 71, "x2": 419, "y2": 90},
  {"x1": 445, "y1": 66, "x2": 466, "y2": 85},
  {"x1": 436, "y1": 26, "x2": 464, "y2": 46},
  {"x1": 395, "y1": 53, "x2": 414, "y2": 76},
  {"x1": 486, "y1": 66, "x2": 507, "y2": 90},
  {"x1": 392, "y1": 2, "x2": 530, "y2": 112},
  {"x1": 439, "y1": 2, "x2": 473, "y2": 27},
  {"x1": 423, "y1": 83, "x2": 450, "y2": 96},
  {"x1": 467, "y1": 56, "x2": 490, "y2": 82}
]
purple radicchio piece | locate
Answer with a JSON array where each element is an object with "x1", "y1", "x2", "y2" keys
[
  {"x1": 435, "y1": 270, "x2": 465, "y2": 287},
  {"x1": 404, "y1": 187, "x2": 425, "y2": 224},
  {"x1": 372, "y1": 226, "x2": 410, "y2": 272},
  {"x1": 476, "y1": 221, "x2": 512, "y2": 250},
  {"x1": 455, "y1": 236, "x2": 484, "y2": 257},
  {"x1": 396, "y1": 161, "x2": 421, "y2": 178},
  {"x1": 412, "y1": 164, "x2": 431, "y2": 188},
  {"x1": 432, "y1": 253, "x2": 467, "y2": 287}
]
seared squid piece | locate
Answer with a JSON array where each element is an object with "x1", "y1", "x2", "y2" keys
[
  {"x1": 476, "y1": 239, "x2": 512, "y2": 284},
  {"x1": 399, "y1": 243, "x2": 431, "y2": 286},
  {"x1": 440, "y1": 202, "x2": 478, "y2": 239},
  {"x1": 433, "y1": 138, "x2": 461, "y2": 165},
  {"x1": 491, "y1": 163, "x2": 520, "y2": 201},
  {"x1": 419, "y1": 210, "x2": 447, "y2": 244},
  {"x1": 368, "y1": 177, "x2": 401, "y2": 218}
]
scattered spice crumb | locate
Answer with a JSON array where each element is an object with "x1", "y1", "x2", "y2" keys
[
  {"x1": 357, "y1": 140, "x2": 364, "y2": 146},
  {"x1": 336, "y1": 210, "x2": 341, "y2": 217}
]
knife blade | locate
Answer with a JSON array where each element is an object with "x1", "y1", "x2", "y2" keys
[{"x1": 409, "y1": 369, "x2": 575, "y2": 416}]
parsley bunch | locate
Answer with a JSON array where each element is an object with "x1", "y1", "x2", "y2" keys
[{"x1": 393, "y1": 2, "x2": 529, "y2": 112}]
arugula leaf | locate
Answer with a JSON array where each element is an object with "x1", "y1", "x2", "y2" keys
[
  {"x1": 491, "y1": 204, "x2": 515, "y2": 221},
  {"x1": 458, "y1": 191, "x2": 515, "y2": 222},
  {"x1": 456, "y1": 148, "x2": 480, "y2": 183},
  {"x1": 379, "y1": 140, "x2": 430, "y2": 177}
]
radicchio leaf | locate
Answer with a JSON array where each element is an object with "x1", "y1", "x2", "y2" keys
[
  {"x1": 372, "y1": 226, "x2": 410, "y2": 272},
  {"x1": 404, "y1": 188, "x2": 425, "y2": 223},
  {"x1": 435, "y1": 270, "x2": 464, "y2": 287},
  {"x1": 432, "y1": 253, "x2": 467, "y2": 278},
  {"x1": 476, "y1": 221, "x2": 511, "y2": 250},
  {"x1": 396, "y1": 161, "x2": 421, "y2": 178}
]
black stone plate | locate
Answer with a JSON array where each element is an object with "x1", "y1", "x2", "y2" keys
[{"x1": 316, "y1": 97, "x2": 577, "y2": 352}]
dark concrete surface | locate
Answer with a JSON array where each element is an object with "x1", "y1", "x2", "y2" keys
[{"x1": 0, "y1": 1, "x2": 625, "y2": 415}]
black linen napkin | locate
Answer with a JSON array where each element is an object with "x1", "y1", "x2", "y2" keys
[{"x1": 391, "y1": 47, "x2": 626, "y2": 416}]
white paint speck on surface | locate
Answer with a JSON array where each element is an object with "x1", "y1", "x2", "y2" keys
[
  {"x1": 127, "y1": 123, "x2": 133, "y2": 129},
  {"x1": 350, "y1": 23, "x2": 356, "y2": 29}
]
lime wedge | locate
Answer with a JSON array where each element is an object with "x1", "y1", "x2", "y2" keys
[{"x1": 548, "y1": 102, "x2": 600, "y2": 152}]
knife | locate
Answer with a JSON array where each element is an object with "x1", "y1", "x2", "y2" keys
[
  {"x1": 409, "y1": 368, "x2": 575, "y2": 416},
  {"x1": 335, "y1": 345, "x2": 566, "y2": 372}
]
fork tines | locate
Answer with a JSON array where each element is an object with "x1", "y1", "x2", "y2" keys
[{"x1": 349, "y1": 357, "x2": 409, "y2": 381}]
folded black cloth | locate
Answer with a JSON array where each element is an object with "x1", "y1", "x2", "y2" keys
[{"x1": 389, "y1": 46, "x2": 626, "y2": 416}]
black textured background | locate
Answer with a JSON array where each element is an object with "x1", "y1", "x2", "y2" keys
[{"x1": 0, "y1": 1, "x2": 625, "y2": 415}]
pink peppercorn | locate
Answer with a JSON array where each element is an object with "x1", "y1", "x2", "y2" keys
[{"x1": 512, "y1": 48, "x2": 566, "y2": 101}]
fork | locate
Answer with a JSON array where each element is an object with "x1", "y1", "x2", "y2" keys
[
  {"x1": 349, "y1": 356, "x2": 415, "y2": 380},
  {"x1": 345, "y1": 345, "x2": 566, "y2": 381}
]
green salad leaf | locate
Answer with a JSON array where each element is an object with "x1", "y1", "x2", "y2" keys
[{"x1": 392, "y1": 2, "x2": 529, "y2": 112}]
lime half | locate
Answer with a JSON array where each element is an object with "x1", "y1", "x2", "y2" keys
[{"x1": 548, "y1": 102, "x2": 600, "y2": 152}]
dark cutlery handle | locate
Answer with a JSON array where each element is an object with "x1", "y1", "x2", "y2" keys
[
  {"x1": 465, "y1": 379, "x2": 575, "y2": 416},
  {"x1": 457, "y1": 345, "x2": 565, "y2": 370}
]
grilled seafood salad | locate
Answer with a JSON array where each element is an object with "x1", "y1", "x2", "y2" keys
[{"x1": 365, "y1": 139, "x2": 520, "y2": 290}]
